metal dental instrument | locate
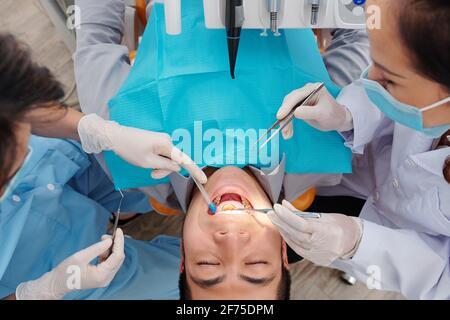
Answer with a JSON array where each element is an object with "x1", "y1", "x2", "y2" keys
[
  {"x1": 108, "y1": 189, "x2": 124, "y2": 257},
  {"x1": 254, "y1": 82, "x2": 325, "y2": 150},
  {"x1": 310, "y1": 0, "x2": 321, "y2": 25},
  {"x1": 268, "y1": 0, "x2": 281, "y2": 36},
  {"x1": 192, "y1": 176, "x2": 217, "y2": 215},
  {"x1": 226, "y1": 0, "x2": 244, "y2": 79},
  {"x1": 224, "y1": 208, "x2": 322, "y2": 219}
]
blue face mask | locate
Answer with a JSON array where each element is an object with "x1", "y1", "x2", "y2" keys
[
  {"x1": 0, "y1": 147, "x2": 33, "y2": 202},
  {"x1": 359, "y1": 66, "x2": 450, "y2": 138}
]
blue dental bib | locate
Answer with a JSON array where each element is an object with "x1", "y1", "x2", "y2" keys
[{"x1": 105, "y1": 0, "x2": 352, "y2": 189}]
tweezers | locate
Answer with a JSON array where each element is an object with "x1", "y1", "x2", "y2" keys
[{"x1": 255, "y1": 82, "x2": 325, "y2": 150}]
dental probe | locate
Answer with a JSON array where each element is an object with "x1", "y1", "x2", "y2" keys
[
  {"x1": 107, "y1": 189, "x2": 124, "y2": 257},
  {"x1": 192, "y1": 176, "x2": 217, "y2": 215},
  {"x1": 225, "y1": 208, "x2": 322, "y2": 219}
]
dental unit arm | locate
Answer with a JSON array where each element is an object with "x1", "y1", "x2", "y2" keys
[{"x1": 161, "y1": 0, "x2": 367, "y2": 77}]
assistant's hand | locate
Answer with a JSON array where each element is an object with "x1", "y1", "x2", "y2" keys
[
  {"x1": 268, "y1": 200, "x2": 363, "y2": 266},
  {"x1": 16, "y1": 229, "x2": 125, "y2": 300},
  {"x1": 77, "y1": 114, "x2": 207, "y2": 183},
  {"x1": 277, "y1": 83, "x2": 354, "y2": 139}
]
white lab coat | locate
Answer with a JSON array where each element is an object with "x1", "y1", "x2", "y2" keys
[{"x1": 319, "y1": 83, "x2": 450, "y2": 299}]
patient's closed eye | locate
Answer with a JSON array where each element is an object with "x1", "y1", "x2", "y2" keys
[
  {"x1": 197, "y1": 261, "x2": 220, "y2": 266},
  {"x1": 246, "y1": 261, "x2": 268, "y2": 265}
]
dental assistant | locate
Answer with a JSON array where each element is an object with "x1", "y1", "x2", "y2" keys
[
  {"x1": 0, "y1": 33, "x2": 205, "y2": 300},
  {"x1": 269, "y1": 0, "x2": 450, "y2": 299}
]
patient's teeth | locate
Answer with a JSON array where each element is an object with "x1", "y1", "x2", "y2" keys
[
  {"x1": 213, "y1": 193, "x2": 253, "y2": 210},
  {"x1": 241, "y1": 198, "x2": 252, "y2": 209},
  {"x1": 213, "y1": 196, "x2": 221, "y2": 205},
  {"x1": 222, "y1": 204, "x2": 237, "y2": 211}
]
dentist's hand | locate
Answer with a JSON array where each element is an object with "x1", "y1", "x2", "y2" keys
[
  {"x1": 268, "y1": 200, "x2": 363, "y2": 267},
  {"x1": 277, "y1": 83, "x2": 354, "y2": 139},
  {"x1": 78, "y1": 114, "x2": 207, "y2": 182},
  {"x1": 16, "y1": 229, "x2": 125, "y2": 300}
]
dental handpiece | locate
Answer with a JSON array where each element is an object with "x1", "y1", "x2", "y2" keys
[
  {"x1": 310, "y1": 0, "x2": 320, "y2": 25},
  {"x1": 268, "y1": 0, "x2": 281, "y2": 35},
  {"x1": 226, "y1": 0, "x2": 244, "y2": 79}
]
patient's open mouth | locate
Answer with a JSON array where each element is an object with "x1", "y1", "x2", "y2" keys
[{"x1": 208, "y1": 193, "x2": 253, "y2": 215}]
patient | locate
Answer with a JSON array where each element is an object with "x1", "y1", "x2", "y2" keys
[{"x1": 179, "y1": 167, "x2": 291, "y2": 300}]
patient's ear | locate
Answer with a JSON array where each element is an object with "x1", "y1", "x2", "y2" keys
[
  {"x1": 282, "y1": 241, "x2": 289, "y2": 269},
  {"x1": 180, "y1": 240, "x2": 185, "y2": 273}
]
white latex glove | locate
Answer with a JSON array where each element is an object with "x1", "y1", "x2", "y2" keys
[
  {"x1": 267, "y1": 200, "x2": 363, "y2": 267},
  {"x1": 16, "y1": 229, "x2": 125, "y2": 300},
  {"x1": 78, "y1": 114, "x2": 207, "y2": 183},
  {"x1": 277, "y1": 83, "x2": 354, "y2": 139}
]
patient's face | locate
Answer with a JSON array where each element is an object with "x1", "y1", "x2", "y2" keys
[{"x1": 183, "y1": 166, "x2": 287, "y2": 299}]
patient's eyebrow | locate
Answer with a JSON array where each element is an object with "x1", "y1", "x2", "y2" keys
[
  {"x1": 190, "y1": 275, "x2": 225, "y2": 288},
  {"x1": 239, "y1": 274, "x2": 276, "y2": 286}
]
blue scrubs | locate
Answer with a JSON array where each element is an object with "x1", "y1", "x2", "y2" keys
[{"x1": 0, "y1": 136, "x2": 181, "y2": 299}]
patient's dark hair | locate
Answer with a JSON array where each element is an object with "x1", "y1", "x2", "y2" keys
[
  {"x1": 395, "y1": 0, "x2": 450, "y2": 183},
  {"x1": 0, "y1": 34, "x2": 65, "y2": 189}
]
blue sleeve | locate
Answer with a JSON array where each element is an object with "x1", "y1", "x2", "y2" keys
[
  {"x1": 69, "y1": 153, "x2": 152, "y2": 213},
  {"x1": 0, "y1": 285, "x2": 14, "y2": 299}
]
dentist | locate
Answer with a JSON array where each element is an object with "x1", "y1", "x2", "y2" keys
[
  {"x1": 269, "y1": 0, "x2": 450, "y2": 299},
  {"x1": 0, "y1": 33, "x2": 205, "y2": 300}
]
